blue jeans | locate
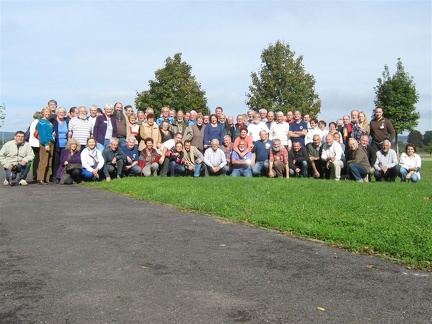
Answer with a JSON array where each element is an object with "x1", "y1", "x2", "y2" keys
[
  {"x1": 4, "y1": 163, "x2": 31, "y2": 181},
  {"x1": 400, "y1": 167, "x2": 419, "y2": 183},
  {"x1": 348, "y1": 163, "x2": 368, "y2": 181},
  {"x1": 186, "y1": 159, "x2": 204, "y2": 178},
  {"x1": 231, "y1": 167, "x2": 252, "y2": 177},
  {"x1": 117, "y1": 137, "x2": 127, "y2": 148},
  {"x1": 289, "y1": 160, "x2": 308, "y2": 177},
  {"x1": 169, "y1": 161, "x2": 186, "y2": 176},
  {"x1": 124, "y1": 165, "x2": 142, "y2": 176},
  {"x1": 81, "y1": 165, "x2": 102, "y2": 181},
  {"x1": 96, "y1": 143, "x2": 105, "y2": 152},
  {"x1": 253, "y1": 160, "x2": 269, "y2": 176}
]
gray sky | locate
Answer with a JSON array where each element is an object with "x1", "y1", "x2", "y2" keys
[{"x1": 1, "y1": 0, "x2": 431, "y2": 133}]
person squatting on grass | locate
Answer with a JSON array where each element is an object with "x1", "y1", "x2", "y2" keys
[
  {"x1": 0, "y1": 131, "x2": 34, "y2": 186},
  {"x1": 374, "y1": 140, "x2": 400, "y2": 182},
  {"x1": 399, "y1": 143, "x2": 421, "y2": 182},
  {"x1": 3, "y1": 103, "x2": 423, "y2": 185}
]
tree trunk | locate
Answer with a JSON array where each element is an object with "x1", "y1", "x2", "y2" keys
[{"x1": 395, "y1": 133, "x2": 399, "y2": 156}]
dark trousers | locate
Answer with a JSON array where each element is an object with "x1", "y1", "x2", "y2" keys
[
  {"x1": 32, "y1": 146, "x2": 40, "y2": 180},
  {"x1": 51, "y1": 147, "x2": 65, "y2": 181},
  {"x1": 159, "y1": 158, "x2": 170, "y2": 176},
  {"x1": 374, "y1": 165, "x2": 400, "y2": 182}
]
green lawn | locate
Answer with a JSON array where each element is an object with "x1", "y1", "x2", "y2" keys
[{"x1": 86, "y1": 160, "x2": 432, "y2": 270}]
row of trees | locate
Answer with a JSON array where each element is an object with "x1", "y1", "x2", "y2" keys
[
  {"x1": 135, "y1": 41, "x2": 323, "y2": 117},
  {"x1": 408, "y1": 130, "x2": 432, "y2": 148},
  {"x1": 0, "y1": 41, "x2": 422, "y2": 140},
  {"x1": 407, "y1": 130, "x2": 432, "y2": 155},
  {"x1": 135, "y1": 41, "x2": 421, "y2": 141}
]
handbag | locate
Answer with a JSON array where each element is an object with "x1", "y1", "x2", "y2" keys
[
  {"x1": 59, "y1": 172, "x2": 73, "y2": 185},
  {"x1": 65, "y1": 163, "x2": 82, "y2": 173}
]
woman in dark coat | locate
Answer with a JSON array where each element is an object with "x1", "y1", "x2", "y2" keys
[{"x1": 56, "y1": 138, "x2": 82, "y2": 184}]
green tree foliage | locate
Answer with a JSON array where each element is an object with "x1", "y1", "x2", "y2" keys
[
  {"x1": 246, "y1": 40, "x2": 321, "y2": 117},
  {"x1": 135, "y1": 53, "x2": 209, "y2": 117},
  {"x1": 407, "y1": 130, "x2": 423, "y2": 148},
  {"x1": 0, "y1": 103, "x2": 5, "y2": 129},
  {"x1": 426, "y1": 143, "x2": 432, "y2": 156},
  {"x1": 423, "y1": 131, "x2": 432, "y2": 146},
  {"x1": 374, "y1": 58, "x2": 420, "y2": 145}
]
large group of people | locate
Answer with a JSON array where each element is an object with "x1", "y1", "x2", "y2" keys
[{"x1": 0, "y1": 99, "x2": 423, "y2": 186}]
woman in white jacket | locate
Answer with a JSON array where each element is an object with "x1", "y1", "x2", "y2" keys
[
  {"x1": 28, "y1": 111, "x2": 42, "y2": 180},
  {"x1": 399, "y1": 143, "x2": 421, "y2": 182},
  {"x1": 81, "y1": 137, "x2": 105, "y2": 181}
]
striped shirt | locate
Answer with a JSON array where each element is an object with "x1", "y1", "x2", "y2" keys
[{"x1": 68, "y1": 117, "x2": 92, "y2": 146}]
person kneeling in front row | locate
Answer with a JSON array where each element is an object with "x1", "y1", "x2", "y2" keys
[
  {"x1": 204, "y1": 139, "x2": 227, "y2": 176},
  {"x1": 0, "y1": 131, "x2": 34, "y2": 186},
  {"x1": 81, "y1": 137, "x2": 105, "y2": 182}
]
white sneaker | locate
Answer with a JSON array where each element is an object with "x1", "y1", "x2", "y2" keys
[
  {"x1": 19, "y1": 179, "x2": 28, "y2": 186},
  {"x1": 363, "y1": 176, "x2": 369, "y2": 183},
  {"x1": 3, "y1": 179, "x2": 9, "y2": 186}
]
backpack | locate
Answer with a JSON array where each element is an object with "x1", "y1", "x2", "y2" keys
[{"x1": 24, "y1": 127, "x2": 30, "y2": 142}]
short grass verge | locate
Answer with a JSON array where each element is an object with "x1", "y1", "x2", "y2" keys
[{"x1": 85, "y1": 161, "x2": 432, "y2": 271}]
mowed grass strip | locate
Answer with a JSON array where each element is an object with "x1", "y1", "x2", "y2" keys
[{"x1": 86, "y1": 160, "x2": 432, "y2": 270}]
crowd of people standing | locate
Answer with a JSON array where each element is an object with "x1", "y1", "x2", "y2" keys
[{"x1": 0, "y1": 99, "x2": 422, "y2": 186}]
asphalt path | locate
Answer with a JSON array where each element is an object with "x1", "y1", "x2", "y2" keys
[{"x1": 0, "y1": 179, "x2": 431, "y2": 323}]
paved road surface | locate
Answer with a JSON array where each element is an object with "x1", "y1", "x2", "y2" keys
[{"x1": 0, "y1": 181, "x2": 431, "y2": 323}]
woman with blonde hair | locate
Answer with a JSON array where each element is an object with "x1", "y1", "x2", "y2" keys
[
  {"x1": 56, "y1": 138, "x2": 82, "y2": 184},
  {"x1": 36, "y1": 107, "x2": 55, "y2": 184},
  {"x1": 358, "y1": 111, "x2": 370, "y2": 134},
  {"x1": 351, "y1": 111, "x2": 370, "y2": 143}
]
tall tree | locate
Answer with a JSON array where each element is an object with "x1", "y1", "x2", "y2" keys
[
  {"x1": 135, "y1": 53, "x2": 209, "y2": 117},
  {"x1": 423, "y1": 131, "x2": 432, "y2": 146},
  {"x1": 246, "y1": 40, "x2": 321, "y2": 117},
  {"x1": 407, "y1": 130, "x2": 423, "y2": 148},
  {"x1": 374, "y1": 58, "x2": 420, "y2": 147}
]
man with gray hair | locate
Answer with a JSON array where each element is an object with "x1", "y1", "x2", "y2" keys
[
  {"x1": 204, "y1": 139, "x2": 227, "y2": 176},
  {"x1": 259, "y1": 108, "x2": 268, "y2": 122},
  {"x1": 248, "y1": 112, "x2": 269, "y2": 142},
  {"x1": 102, "y1": 138, "x2": 126, "y2": 182},
  {"x1": 113, "y1": 102, "x2": 127, "y2": 146},
  {"x1": 269, "y1": 111, "x2": 291, "y2": 150},
  {"x1": 88, "y1": 105, "x2": 98, "y2": 131},
  {"x1": 373, "y1": 139, "x2": 399, "y2": 182},
  {"x1": 93, "y1": 104, "x2": 117, "y2": 150},
  {"x1": 321, "y1": 134, "x2": 345, "y2": 181},
  {"x1": 68, "y1": 106, "x2": 93, "y2": 147},
  {"x1": 188, "y1": 110, "x2": 197, "y2": 125},
  {"x1": 122, "y1": 136, "x2": 141, "y2": 177},
  {"x1": 269, "y1": 139, "x2": 289, "y2": 179}
]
